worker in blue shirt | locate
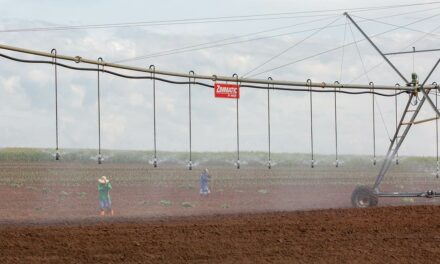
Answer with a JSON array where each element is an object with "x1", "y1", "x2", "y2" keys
[{"x1": 200, "y1": 168, "x2": 211, "y2": 196}]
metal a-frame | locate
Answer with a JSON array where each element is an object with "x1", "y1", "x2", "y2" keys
[{"x1": 345, "y1": 13, "x2": 440, "y2": 207}]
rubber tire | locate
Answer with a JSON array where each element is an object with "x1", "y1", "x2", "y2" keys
[{"x1": 351, "y1": 186, "x2": 378, "y2": 208}]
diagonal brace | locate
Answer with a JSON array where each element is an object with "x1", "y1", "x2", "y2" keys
[{"x1": 344, "y1": 12, "x2": 410, "y2": 84}]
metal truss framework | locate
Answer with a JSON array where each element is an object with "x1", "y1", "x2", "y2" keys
[{"x1": 345, "y1": 12, "x2": 440, "y2": 206}]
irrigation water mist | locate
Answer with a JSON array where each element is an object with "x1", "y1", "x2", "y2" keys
[{"x1": 1, "y1": 148, "x2": 440, "y2": 224}]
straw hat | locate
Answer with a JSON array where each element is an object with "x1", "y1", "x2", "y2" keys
[{"x1": 98, "y1": 175, "x2": 109, "y2": 184}]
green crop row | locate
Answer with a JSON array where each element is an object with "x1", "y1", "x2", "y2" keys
[{"x1": 0, "y1": 147, "x2": 439, "y2": 171}]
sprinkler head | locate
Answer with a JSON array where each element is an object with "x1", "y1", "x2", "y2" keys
[
  {"x1": 188, "y1": 161, "x2": 193, "y2": 170},
  {"x1": 55, "y1": 151, "x2": 60, "y2": 161}
]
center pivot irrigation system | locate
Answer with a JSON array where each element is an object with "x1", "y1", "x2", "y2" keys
[{"x1": 1, "y1": 13, "x2": 440, "y2": 208}]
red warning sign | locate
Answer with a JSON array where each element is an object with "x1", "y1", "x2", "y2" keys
[{"x1": 214, "y1": 83, "x2": 240, "y2": 99}]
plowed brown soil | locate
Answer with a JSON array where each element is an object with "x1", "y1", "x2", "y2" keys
[
  {"x1": 2, "y1": 161, "x2": 440, "y2": 263},
  {"x1": 1, "y1": 206, "x2": 440, "y2": 263}
]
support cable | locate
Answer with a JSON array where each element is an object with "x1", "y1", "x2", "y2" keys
[
  {"x1": 348, "y1": 22, "x2": 394, "y2": 141},
  {"x1": 150, "y1": 65, "x2": 158, "y2": 168},
  {"x1": 349, "y1": 19, "x2": 387, "y2": 164},
  {"x1": 97, "y1": 57, "x2": 103, "y2": 164},
  {"x1": 349, "y1": 19, "x2": 377, "y2": 165},
  {"x1": 249, "y1": 12, "x2": 439, "y2": 77},
  {"x1": 351, "y1": 13, "x2": 440, "y2": 40},
  {"x1": 3, "y1": 2, "x2": 440, "y2": 34},
  {"x1": 51, "y1": 49, "x2": 60, "y2": 161},
  {"x1": 267, "y1": 77, "x2": 273, "y2": 169},
  {"x1": 0, "y1": 14, "x2": 351, "y2": 34},
  {"x1": 117, "y1": 6, "x2": 438, "y2": 63},
  {"x1": 116, "y1": 16, "x2": 336, "y2": 63},
  {"x1": 375, "y1": 97, "x2": 392, "y2": 141},
  {"x1": 233, "y1": 73, "x2": 240, "y2": 169},
  {"x1": 348, "y1": 19, "x2": 369, "y2": 81},
  {"x1": 307, "y1": 79, "x2": 314, "y2": 168},
  {"x1": 243, "y1": 15, "x2": 342, "y2": 77},
  {"x1": 188, "y1": 70, "x2": 195, "y2": 170}
]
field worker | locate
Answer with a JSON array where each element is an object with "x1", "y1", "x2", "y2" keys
[
  {"x1": 98, "y1": 176, "x2": 114, "y2": 216},
  {"x1": 200, "y1": 168, "x2": 211, "y2": 196}
]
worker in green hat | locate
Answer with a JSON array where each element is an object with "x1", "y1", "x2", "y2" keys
[{"x1": 98, "y1": 176, "x2": 114, "y2": 216}]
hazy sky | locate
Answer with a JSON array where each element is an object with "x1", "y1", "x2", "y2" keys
[{"x1": 1, "y1": 0, "x2": 440, "y2": 158}]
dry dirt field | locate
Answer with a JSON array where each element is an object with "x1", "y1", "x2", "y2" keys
[
  {"x1": 3, "y1": 206, "x2": 440, "y2": 263},
  {"x1": 1, "y1": 161, "x2": 440, "y2": 263}
]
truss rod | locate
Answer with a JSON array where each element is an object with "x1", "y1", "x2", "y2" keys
[
  {"x1": 0, "y1": 43, "x2": 418, "y2": 91},
  {"x1": 401, "y1": 116, "x2": 439, "y2": 125},
  {"x1": 384, "y1": 48, "x2": 440, "y2": 56}
]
